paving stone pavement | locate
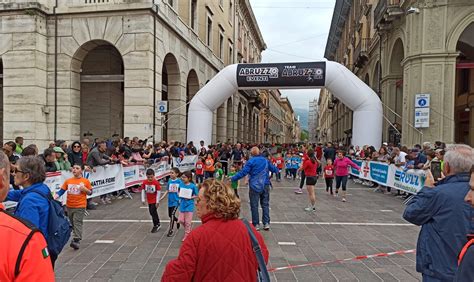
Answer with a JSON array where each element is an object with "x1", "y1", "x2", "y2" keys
[{"x1": 55, "y1": 177, "x2": 421, "y2": 281}]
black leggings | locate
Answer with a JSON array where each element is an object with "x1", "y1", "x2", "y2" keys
[
  {"x1": 325, "y1": 178, "x2": 333, "y2": 193},
  {"x1": 335, "y1": 175, "x2": 348, "y2": 191},
  {"x1": 299, "y1": 171, "x2": 306, "y2": 188}
]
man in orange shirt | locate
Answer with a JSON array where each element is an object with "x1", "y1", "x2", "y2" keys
[
  {"x1": 56, "y1": 164, "x2": 93, "y2": 250},
  {"x1": 0, "y1": 151, "x2": 55, "y2": 281}
]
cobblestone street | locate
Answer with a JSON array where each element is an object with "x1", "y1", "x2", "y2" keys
[{"x1": 56, "y1": 178, "x2": 421, "y2": 281}]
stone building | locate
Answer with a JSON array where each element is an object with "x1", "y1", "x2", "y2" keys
[
  {"x1": 318, "y1": 88, "x2": 333, "y2": 144},
  {"x1": 279, "y1": 97, "x2": 300, "y2": 144},
  {"x1": 321, "y1": 0, "x2": 474, "y2": 147},
  {"x1": 308, "y1": 97, "x2": 319, "y2": 143},
  {"x1": 0, "y1": 0, "x2": 266, "y2": 148}
]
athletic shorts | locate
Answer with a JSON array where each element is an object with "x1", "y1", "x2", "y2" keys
[{"x1": 306, "y1": 176, "x2": 317, "y2": 186}]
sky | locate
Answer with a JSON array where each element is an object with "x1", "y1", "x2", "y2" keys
[{"x1": 248, "y1": 0, "x2": 336, "y2": 110}]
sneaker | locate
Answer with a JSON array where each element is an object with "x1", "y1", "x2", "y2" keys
[
  {"x1": 167, "y1": 229, "x2": 174, "y2": 237},
  {"x1": 70, "y1": 240, "x2": 80, "y2": 250},
  {"x1": 101, "y1": 198, "x2": 107, "y2": 205},
  {"x1": 91, "y1": 201, "x2": 98, "y2": 206},
  {"x1": 263, "y1": 224, "x2": 270, "y2": 231},
  {"x1": 254, "y1": 224, "x2": 261, "y2": 231},
  {"x1": 176, "y1": 222, "x2": 180, "y2": 229},
  {"x1": 342, "y1": 197, "x2": 346, "y2": 202},
  {"x1": 312, "y1": 207, "x2": 316, "y2": 212},
  {"x1": 151, "y1": 225, "x2": 161, "y2": 233},
  {"x1": 304, "y1": 206, "x2": 312, "y2": 211},
  {"x1": 295, "y1": 189, "x2": 303, "y2": 194}
]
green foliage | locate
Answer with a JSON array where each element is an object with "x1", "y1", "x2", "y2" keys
[{"x1": 300, "y1": 130, "x2": 309, "y2": 141}]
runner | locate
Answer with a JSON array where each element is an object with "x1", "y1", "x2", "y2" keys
[
  {"x1": 140, "y1": 169, "x2": 161, "y2": 233},
  {"x1": 324, "y1": 159, "x2": 335, "y2": 195},
  {"x1": 299, "y1": 150, "x2": 319, "y2": 212},
  {"x1": 160, "y1": 167, "x2": 181, "y2": 237},
  {"x1": 334, "y1": 150, "x2": 361, "y2": 202},
  {"x1": 178, "y1": 171, "x2": 199, "y2": 242}
]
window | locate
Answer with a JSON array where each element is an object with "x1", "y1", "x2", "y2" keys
[
  {"x1": 219, "y1": 27, "x2": 225, "y2": 59},
  {"x1": 229, "y1": 1, "x2": 233, "y2": 24},
  {"x1": 459, "y1": 69, "x2": 470, "y2": 95},
  {"x1": 206, "y1": 14, "x2": 213, "y2": 46},
  {"x1": 229, "y1": 42, "x2": 233, "y2": 64},
  {"x1": 190, "y1": 0, "x2": 197, "y2": 30}
]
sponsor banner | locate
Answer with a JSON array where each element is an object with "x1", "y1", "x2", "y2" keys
[
  {"x1": 236, "y1": 62, "x2": 326, "y2": 88},
  {"x1": 85, "y1": 164, "x2": 125, "y2": 197},
  {"x1": 350, "y1": 160, "x2": 425, "y2": 194},
  {"x1": 150, "y1": 161, "x2": 172, "y2": 179},
  {"x1": 172, "y1": 155, "x2": 199, "y2": 172},
  {"x1": 123, "y1": 165, "x2": 140, "y2": 187}
]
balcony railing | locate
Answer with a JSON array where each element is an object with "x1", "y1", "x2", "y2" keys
[
  {"x1": 374, "y1": 0, "x2": 403, "y2": 27},
  {"x1": 353, "y1": 38, "x2": 370, "y2": 68}
]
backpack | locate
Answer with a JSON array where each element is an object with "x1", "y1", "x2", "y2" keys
[{"x1": 30, "y1": 191, "x2": 72, "y2": 256}]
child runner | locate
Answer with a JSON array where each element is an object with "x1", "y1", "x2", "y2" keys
[
  {"x1": 275, "y1": 153, "x2": 285, "y2": 182},
  {"x1": 56, "y1": 164, "x2": 93, "y2": 250},
  {"x1": 291, "y1": 153, "x2": 301, "y2": 192},
  {"x1": 215, "y1": 162, "x2": 224, "y2": 180},
  {"x1": 285, "y1": 153, "x2": 292, "y2": 179},
  {"x1": 227, "y1": 164, "x2": 239, "y2": 198},
  {"x1": 299, "y1": 150, "x2": 318, "y2": 212},
  {"x1": 204, "y1": 153, "x2": 215, "y2": 179},
  {"x1": 195, "y1": 158, "x2": 204, "y2": 184},
  {"x1": 324, "y1": 159, "x2": 335, "y2": 195},
  {"x1": 160, "y1": 167, "x2": 181, "y2": 237},
  {"x1": 140, "y1": 169, "x2": 162, "y2": 233},
  {"x1": 178, "y1": 171, "x2": 199, "y2": 242}
]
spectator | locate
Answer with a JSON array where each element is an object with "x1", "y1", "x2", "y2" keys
[
  {"x1": 184, "y1": 141, "x2": 197, "y2": 156},
  {"x1": 324, "y1": 142, "x2": 336, "y2": 161},
  {"x1": 3, "y1": 141, "x2": 19, "y2": 166},
  {"x1": 0, "y1": 151, "x2": 54, "y2": 281},
  {"x1": 377, "y1": 147, "x2": 390, "y2": 162},
  {"x1": 5, "y1": 156, "x2": 57, "y2": 265},
  {"x1": 409, "y1": 148, "x2": 427, "y2": 169},
  {"x1": 40, "y1": 148, "x2": 58, "y2": 172},
  {"x1": 198, "y1": 140, "x2": 208, "y2": 152},
  {"x1": 392, "y1": 147, "x2": 407, "y2": 167},
  {"x1": 454, "y1": 165, "x2": 474, "y2": 281},
  {"x1": 230, "y1": 147, "x2": 278, "y2": 230},
  {"x1": 403, "y1": 144, "x2": 474, "y2": 281},
  {"x1": 21, "y1": 144, "x2": 38, "y2": 157},
  {"x1": 231, "y1": 143, "x2": 244, "y2": 168},
  {"x1": 53, "y1": 147, "x2": 71, "y2": 171},
  {"x1": 68, "y1": 141, "x2": 84, "y2": 167},
  {"x1": 14, "y1": 136, "x2": 24, "y2": 154},
  {"x1": 162, "y1": 179, "x2": 269, "y2": 281},
  {"x1": 86, "y1": 140, "x2": 111, "y2": 168}
]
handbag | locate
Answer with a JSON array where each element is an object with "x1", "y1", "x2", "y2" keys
[{"x1": 241, "y1": 218, "x2": 271, "y2": 282}]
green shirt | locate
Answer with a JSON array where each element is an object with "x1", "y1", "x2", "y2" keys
[
  {"x1": 228, "y1": 171, "x2": 238, "y2": 189},
  {"x1": 215, "y1": 168, "x2": 224, "y2": 180}
]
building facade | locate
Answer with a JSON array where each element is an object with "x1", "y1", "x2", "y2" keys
[
  {"x1": 308, "y1": 98, "x2": 319, "y2": 143},
  {"x1": 0, "y1": 0, "x2": 266, "y2": 148},
  {"x1": 321, "y1": 0, "x2": 474, "y2": 147},
  {"x1": 279, "y1": 97, "x2": 299, "y2": 144}
]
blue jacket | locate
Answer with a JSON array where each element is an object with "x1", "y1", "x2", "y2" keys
[
  {"x1": 6, "y1": 182, "x2": 51, "y2": 238},
  {"x1": 403, "y1": 173, "x2": 474, "y2": 280},
  {"x1": 455, "y1": 237, "x2": 474, "y2": 282},
  {"x1": 231, "y1": 155, "x2": 278, "y2": 192}
]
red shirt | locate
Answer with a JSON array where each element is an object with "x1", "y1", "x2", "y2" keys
[
  {"x1": 141, "y1": 179, "x2": 161, "y2": 204},
  {"x1": 275, "y1": 157, "x2": 284, "y2": 169},
  {"x1": 324, "y1": 165, "x2": 335, "y2": 178},
  {"x1": 302, "y1": 159, "x2": 318, "y2": 177},
  {"x1": 195, "y1": 161, "x2": 204, "y2": 175}
]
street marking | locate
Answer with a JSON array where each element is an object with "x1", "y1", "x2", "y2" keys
[
  {"x1": 278, "y1": 242, "x2": 296, "y2": 246},
  {"x1": 84, "y1": 219, "x2": 414, "y2": 226},
  {"x1": 139, "y1": 206, "x2": 148, "y2": 209},
  {"x1": 94, "y1": 240, "x2": 115, "y2": 244},
  {"x1": 380, "y1": 210, "x2": 393, "y2": 212},
  {"x1": 269, "y1": 249, "x2": 416, "y2": 272}
]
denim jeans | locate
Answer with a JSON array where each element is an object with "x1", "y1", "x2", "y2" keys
[{"x1": 249, "y1": 185, "x2": 270, "y2": 226}]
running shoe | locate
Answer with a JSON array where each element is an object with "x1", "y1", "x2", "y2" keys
[
  {"x1": 263, "y1": 224, "x2": 270, "y2": 230},
  {"x1": 295, "y1": 188, "x2": 303, "y2": 194},
  {"x1": 342, "y1": 197, "x2": 346, "y2": 202},
  {"x1": 304, "y1": 206, "x2": 312, "y2": 211},
  {"x1": 312, "y1": 207, "x2": 316, "y2": 212},
  {"x1": 254, "y1": 224, "x2": 261, "y2": 231}
]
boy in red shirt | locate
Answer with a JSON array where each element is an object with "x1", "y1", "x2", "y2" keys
[
  {"x1": 141, "y1": 169, "x2": 162, "y2": 233},
  {"x1": 195, "y1": 158, "x2": 204, "y2": 183},
  {"x1": 324, "y1": 159, "x2": 335, "y2": 195},
  {"x1": 275, "y1": 154, "x2": 285, "y2": 182}
]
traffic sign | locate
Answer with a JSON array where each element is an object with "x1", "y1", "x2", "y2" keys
[
  {"x1": 415, "y1": 94, "x2": 430, "y2": 108},
  {"x1": 156, "y1": 100, "x2": 168, "y2": 113},
  {"x1": 414, "y1": 108, "x2": 430, "y2": 128}
]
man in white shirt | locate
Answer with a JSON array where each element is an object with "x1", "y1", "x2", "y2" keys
[
  {"x1": 198, "y1": 140, "x2": 208, "y2": 152},
  {"x1": 392, "y1": 147, "x2": 407, "y2": 166}
]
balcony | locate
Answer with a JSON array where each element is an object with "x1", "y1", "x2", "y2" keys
[
  {"x1": 374, "y1": 0, "x2": 403, "y2": 28},
  {"x1": 353, "y1": 38, "x2": 370, "y2": 68}
]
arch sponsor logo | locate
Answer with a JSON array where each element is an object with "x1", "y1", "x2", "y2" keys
[{"x1": 238, "y1": 67, "x2": 279, "y2": 82}]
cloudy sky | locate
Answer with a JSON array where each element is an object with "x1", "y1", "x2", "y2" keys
[{"x1": 249, "y1": 0, "x2": 336, "y2": 110}]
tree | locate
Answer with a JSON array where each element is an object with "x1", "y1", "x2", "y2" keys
[{"x1": 300, "y1": 130, "x2": 309, "y2": 141}]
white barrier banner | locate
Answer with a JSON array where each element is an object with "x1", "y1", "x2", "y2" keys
[
  {"x1": 150, "y1": 161, "x2": 172, "y2": 179},
  {"x1": 350, "y1": 160, "x2": 426, "y2": 194},
  {"x1": 172, "y1": 155, "x2": 198, "y2": 172},
  {"x1": 85, "y1": 164, "x2": 125, "y2": 197}
]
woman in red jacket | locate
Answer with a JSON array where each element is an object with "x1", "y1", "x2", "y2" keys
[
  {"x1": 299, "y1": 149, "x2": 319, "y2": 212},
  {"x1": 162, "y1": 179, "x2": 269, "y2": 282}
]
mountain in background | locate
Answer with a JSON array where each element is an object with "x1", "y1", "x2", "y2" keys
[{"x1": 293, "y1": 108, "x2": 309, "y2": 130}]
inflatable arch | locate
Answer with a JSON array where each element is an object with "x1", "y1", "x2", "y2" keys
[{"x1": 187, "y1": 61, "x2": 382, "y2": 147}]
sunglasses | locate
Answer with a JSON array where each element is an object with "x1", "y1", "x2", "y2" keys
[{"x1": 73, "y1": 145, "x2": 81, "y2": 148}]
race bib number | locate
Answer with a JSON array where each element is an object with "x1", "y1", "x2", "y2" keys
[
  {"x1": 145, "y1": 185, "x2": 156, "y2": 193},
  {"x1": 276, "y1": 160, "x2": 281, "y2": 164},
  {"x1": 325, "y1": 170, "x2": 333, "y2": 176},
  {"x1": 67, "y1": 184, "x2": 81, "y2": 195},
  {"x1": 169, "y1": 183, "x2": 179, "y2": 193},
  {"x1": 196, "y1": 164, "x2": 203, "y2": 169}
]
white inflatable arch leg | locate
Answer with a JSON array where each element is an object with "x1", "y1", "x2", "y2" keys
[{"x1": 187, "y1": 61, "x2": 382, "y2": 148}]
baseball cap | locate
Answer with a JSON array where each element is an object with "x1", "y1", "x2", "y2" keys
[{"x1": 53, "y1": 146, "x2": 65, "y2": 154}]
